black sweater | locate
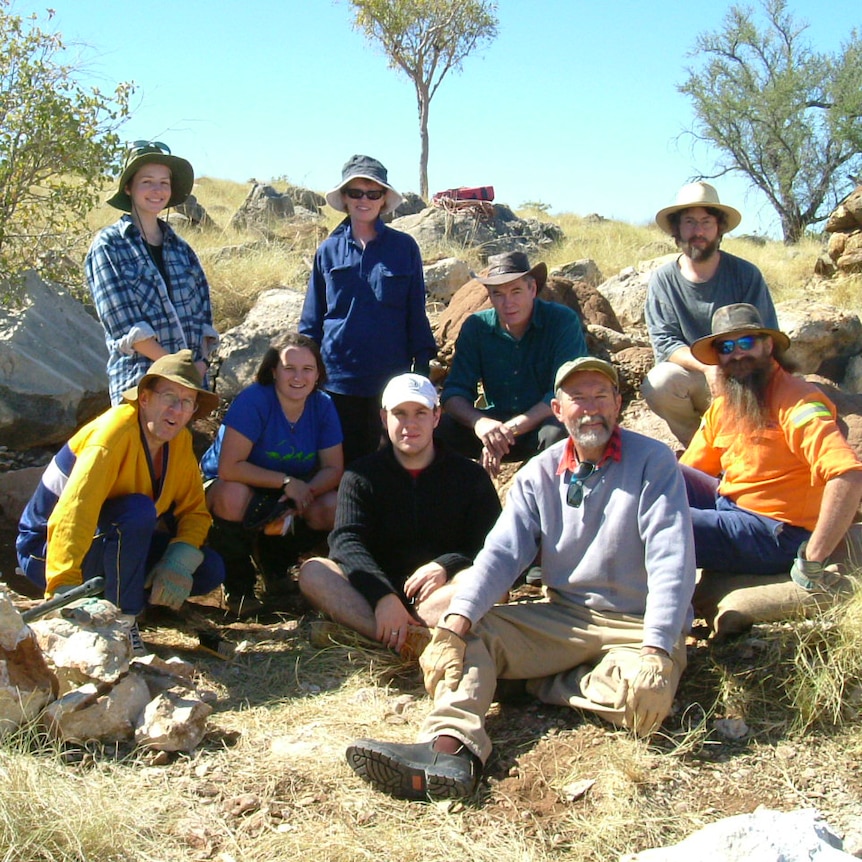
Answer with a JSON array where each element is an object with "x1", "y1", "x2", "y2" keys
[{"x1": 329, "y1": 444, "x2": 502, "y2": 607}]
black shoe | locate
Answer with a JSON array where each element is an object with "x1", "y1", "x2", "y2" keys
[{"x1": 346, "y1": 739, "x2": 480, "y2": 800}]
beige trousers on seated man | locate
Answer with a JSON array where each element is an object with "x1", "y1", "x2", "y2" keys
[
  {"x1": 418, "y1": 590, "x2": 688, "y2": 762},
  {"x1": 641, "y1": 362, "x2": 712, "y2": 446}
]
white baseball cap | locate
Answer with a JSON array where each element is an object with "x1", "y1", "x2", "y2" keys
[{"x1": 381, "y1": 373, "x2": 439, "y2": 410}]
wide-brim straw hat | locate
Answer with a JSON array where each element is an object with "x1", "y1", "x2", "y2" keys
[
  {"x1": 655, "y1": 181, "x2": 742, "y2": 235},
  {"x1": 107, "y1": 143, "x2": 194, "y2": 212},
  {"x1": 476, "y1": 251, "x2": 548, "y2": 291},
  {"x1": 122, "y1": 349, "x2": 219, "y2": 417},
  {"x1": 690, "y1": 303, "x2": 790, "y2": 365},
  {"x1": 325, "y1": 154, "x2": 403, "y2": 215}
]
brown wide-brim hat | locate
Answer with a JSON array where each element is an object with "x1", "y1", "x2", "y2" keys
[
  {"x1": 122, "y1": 349, "x2": 219, "y2": 418},
  {"x1": 691, "y1": 303, "x2": 790, "y2": 365},
  {"x1": 107, "y1": 144, "x2": 195, "y2": 212},
  {"x1": 325, "y1": 154, "x2": 403, "y2": 215},
  {"x1": 655, "y1": 181, "x2": 742, "y2": 235},
  {"x1": 476, "y1": 251, "x2": 548, "y2": 291}
]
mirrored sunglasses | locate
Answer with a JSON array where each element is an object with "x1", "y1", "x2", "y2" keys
[
  {"x1": 566, "y1": 460, "x2": 596, "y2": 508},
  {"x1": 344, "y1": 188, "x2": 387, "y2": 200},
  {"x1": 713, "y1": 334, "x2": 760, "y2": 355}
]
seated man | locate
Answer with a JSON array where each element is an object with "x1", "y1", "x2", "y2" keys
[
  {"x1": 643, "y1": 182, "x2": 779, "y2": 445},
  {"x1": 437, "y1": 250, "x2": 587, "y2": 476},
  {"x1": 298, "y1": 373, "x2": 501, "y2": 657},
  {"x1": 17, "y1": 351, "x2": 225, "y2": 654},
  {"x1": 680, "y1": 304, "x2": 862, "y2": 585},
  {"x1": 346, "y1": 358, "x2": 696, "y2": 801}
]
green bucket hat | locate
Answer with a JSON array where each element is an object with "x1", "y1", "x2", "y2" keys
[
  {"x1": 122, "y1": 350, "x2": 219, "y2": 418},
  {"x1": 107, "y1": 141, "x2": 194, "y2": 212}
]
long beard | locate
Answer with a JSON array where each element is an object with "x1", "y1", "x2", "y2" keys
[{"x1": 719, "y1": 356, "x2": 774, "y2": 431}]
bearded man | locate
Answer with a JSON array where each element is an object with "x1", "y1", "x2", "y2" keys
[
  {"x1": 642, "y1": 182, "x2": 779, "y2": 445},
  {"x1": 345, "y1": 358, "x2": 695, "y2": 801},
  {"x1": 679, "y1": 304, "x2": 862, "y2": 587}
]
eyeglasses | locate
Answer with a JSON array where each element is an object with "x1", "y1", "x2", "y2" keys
[
  {"x1": 566, "y1": 460, "x2": 596, "y2": 508},
  {"x1": 152, "y1": 389, "x2": 197, "y2": 414},
  {"x1": 713, "y1": 334, "x2": 760, "y2": 355},
  {"x1": 343, "y1": 188, "x2": 387, "y2": 200}
]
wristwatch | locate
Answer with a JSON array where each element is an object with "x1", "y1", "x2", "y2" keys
[{"x1": 282, "y1": 475, "x2": 292, "y2": 490}]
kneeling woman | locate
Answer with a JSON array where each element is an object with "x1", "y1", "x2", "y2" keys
[{"x1": 202, "y1": 333, "x2": 343, "y2": 614}]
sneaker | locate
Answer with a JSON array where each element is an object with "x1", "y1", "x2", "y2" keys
[
  {"x1": 346, "y1": 739, "x2": 480, "y2": 800},
  {"x1": 127, "y1": 621, "x2": 148, "y2": 657}
]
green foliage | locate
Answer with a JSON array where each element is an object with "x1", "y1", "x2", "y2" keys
[
  {"x1": 680, "y1": 0, "x2": 862, "y2": 243},
  {"x1": 348, "y1": 0, "x2": 498, "y2": 199},
  {"x1": 0, "y1": 2, "x2": 132, "y2": 293}
]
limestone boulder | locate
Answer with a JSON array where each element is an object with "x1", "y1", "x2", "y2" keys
[
  {"x1": 392, "y1": 192, "x2": 427, "y2": 218},
  {"x1": 597, "y1": 255, "x2": 676, "y2": 331},
  {"x1": 43, "y1": 675, "x2": 151, "y2": 744},
  {"x1": 550, "y1": 259, "x2": 604, "y2": 288},
  {"x1": 423, "y1": 258, "x2": 472, "y2": 304},
  {"x1": 0, "y1": 589, "x2": 58, "y2": 735},
  {"x1": 777, "y1": 301, "x2": 862, "y2": 377},
  {"x1": 0, "y1": 271, "x2": 109, "y2": 449},
  {"x1": 174, "y1": 193, "x2": 216, "y2": 229},
  {"x1": 622, "y1": 807, "x2": 849, "y2": 862},
  {"x1": 29, "y1": 599, "x2": 132, "y2": 694},
  {"x1": 135, "y1": 686, "x2": 213, "y2": 752},
  {"x1": 212, "y1": 287, "x2": 307, "y2": 400}
]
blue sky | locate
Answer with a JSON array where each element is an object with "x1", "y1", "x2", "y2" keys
[{"x1": 31, "y1": 0, "x2": 859, "y2": 237}]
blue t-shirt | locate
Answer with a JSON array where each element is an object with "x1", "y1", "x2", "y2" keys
[{"x1": 201, "y1": 385, "x2": 343, "y2": 481}]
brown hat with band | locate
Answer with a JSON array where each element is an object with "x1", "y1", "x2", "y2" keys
[
  {"x1": 476, "y1": 251, "x2": 548, "y2": 290},
  {"x1": 122, "y1": 350, "x2": 219, "y2": 417},
  {"x1": 655, "y1": 181, "x2": 742, "y2": 235},
  {"x1": 690, "y1": 303, "x2": 790, "y2": 365}
]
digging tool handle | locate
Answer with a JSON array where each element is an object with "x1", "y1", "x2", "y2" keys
[{"x1": 21, "y1": 577, "x2": 106, "y2": 623}]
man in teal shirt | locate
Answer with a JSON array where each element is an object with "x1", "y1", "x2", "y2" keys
[{"x1": 438, "y1": 251, "x2": 588, "y2": 476}]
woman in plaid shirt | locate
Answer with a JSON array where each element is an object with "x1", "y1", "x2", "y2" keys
[{"x1": 86, "y1": 141, "x2": 219, "y2": 404}]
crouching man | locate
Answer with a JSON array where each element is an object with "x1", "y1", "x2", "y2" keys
[
  {"x1": 17, "y1": 351, "x2": 225, "y2": 654},
  {"x1": 299, "y1": 373, "x2": 501, "y2": 656},
  {"x1": 346, "y1": 357, "x2": 696, "y2": 800}
]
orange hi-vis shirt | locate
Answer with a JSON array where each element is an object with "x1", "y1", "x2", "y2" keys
[{"x1": 680, "y1": 365, "x2": 862, "y2": 531}]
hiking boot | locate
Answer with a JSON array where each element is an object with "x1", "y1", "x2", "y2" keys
[
  {"x1": 127, "y1": 622, "x2": 148, "y2": 657},
  {"x1": 346, "y1": 739, "x2": 480, "y2": 801}
]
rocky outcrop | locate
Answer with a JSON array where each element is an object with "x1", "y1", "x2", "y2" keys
[
  {"x1": 0, "y1": 271, "x2": 109, "y2": 450},
  {"x1": 392, "y1": 204, "x2": 563, "y2": 260},
  {"x1": 820, "y1": 185, "x2": 862, "y2": 276},
  {"x1": 229, "y1": 183, "x2": 296, "y2": 233}
]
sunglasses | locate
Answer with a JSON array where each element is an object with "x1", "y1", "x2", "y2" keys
[
  {"x1": 713, "y1": 334, "x2": 760, "y2": 355},
  {"x1": 343, "y1": 188, "x2": 387, "y2": 200},
  {"x1": 566, "y1": 460, "x2": 596, "y2": 508}
]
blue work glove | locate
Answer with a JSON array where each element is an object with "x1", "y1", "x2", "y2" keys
[
  {"x1": 790, "y1": 541, "x2": 840, "y2": 591},
  {"x1": 145, "y1": 542, "x2": 203, "y2": 610}
]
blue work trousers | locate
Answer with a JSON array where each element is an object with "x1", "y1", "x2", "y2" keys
[
  {"x1": 21, "y1": 494, "x2": 224, "y2": 615},
  {"x1": 680, "y1": 464, "x2": 809, "y2": 574}
]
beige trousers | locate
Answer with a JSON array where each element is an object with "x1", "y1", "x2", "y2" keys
[
  {"x1": 641, "y1": 361, "x2": 711, "y2": 446},
  {"x1": 419, "y1": 591, "x2": 687, "y2": 762}
]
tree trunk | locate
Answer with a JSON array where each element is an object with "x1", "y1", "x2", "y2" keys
[{"x1": 418, "y1": 86, "x2": 430, "y2": 201}]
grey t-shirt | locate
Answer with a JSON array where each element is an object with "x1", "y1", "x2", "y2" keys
[{"x1": 645, "y1": 251, "x2": 779, "y2": 363}]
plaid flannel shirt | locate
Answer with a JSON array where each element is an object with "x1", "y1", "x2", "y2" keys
[{"x1": 85, "y1": 215, "x2": 219, "y2": 403}]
